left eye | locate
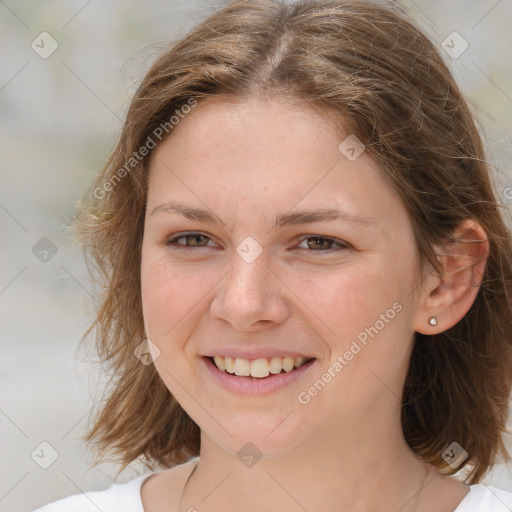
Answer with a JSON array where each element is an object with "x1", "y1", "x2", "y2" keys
[{"x1": 296, "y1": 236, "x2": 349, "y2": 252}]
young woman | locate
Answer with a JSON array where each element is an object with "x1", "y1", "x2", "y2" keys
[{"x1": 33, "y1": 0, "x2": 512, "y2": 511}]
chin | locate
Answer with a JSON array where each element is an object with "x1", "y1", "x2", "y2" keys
[{"x1": 199, "y1": 407, "x2": 312, "y2": 459}]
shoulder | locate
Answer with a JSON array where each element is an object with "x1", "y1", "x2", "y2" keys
[
  {"x1": 140, "y1": 457, "x2": 200, "y2": 511},
  {"x1": 31, "y1": 457, "x2": 200, "y2": 512},
  {"x1": 30, "y1": 473, "x2": 154, "y2": 512},
  {"x1": 456, "y1": 485, "x2": 512, "y2": 511}
]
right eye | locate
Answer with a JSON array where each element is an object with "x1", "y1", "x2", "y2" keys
[{"x1": 165, "y1": 232, "x2": 218, "y2": 251}]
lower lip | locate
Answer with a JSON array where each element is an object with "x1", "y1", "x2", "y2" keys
[{"x1": 200, "y1": 356, "x2": 316, "y2": 395}]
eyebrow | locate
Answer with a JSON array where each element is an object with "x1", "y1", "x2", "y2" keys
[{"x1": 149, "y1": 201, "x2": 374, "y2": 229}]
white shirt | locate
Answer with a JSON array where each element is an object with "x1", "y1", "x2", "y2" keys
[{"x1": 32, "y1": 475, "x2": 512, "y2": 512}]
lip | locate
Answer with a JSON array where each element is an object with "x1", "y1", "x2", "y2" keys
[
  {"x1": 200, "y1": 356, "x2": 317, "y2": 395},
  {"x1": 201, "y1": 347, "x2": 314, "y2": 359}
]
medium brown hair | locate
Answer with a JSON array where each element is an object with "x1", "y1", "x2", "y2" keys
[{"x1": 75, "y1": 0, "x2": 512, "y2": 484}]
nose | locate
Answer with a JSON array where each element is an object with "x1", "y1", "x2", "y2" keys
[{"x1": 210, "y1": 246, "x2": 289, "y2": 331}]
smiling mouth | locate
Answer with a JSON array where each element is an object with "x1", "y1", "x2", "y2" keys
[{"x1": 209, "y1": 355, "x2": 315, "y2": 378}]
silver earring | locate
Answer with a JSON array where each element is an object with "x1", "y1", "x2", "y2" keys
[{"x1": 428, "y1": 315, "x2": 438, "y2": 326}]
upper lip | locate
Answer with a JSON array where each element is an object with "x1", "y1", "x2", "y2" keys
[{"x1": 201, "y1": 347, "x2": 316, "y2": 360}]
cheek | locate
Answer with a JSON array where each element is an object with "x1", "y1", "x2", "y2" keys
[
  {"x1": 328, "y1": 264, "x2": 415, "y2": 390},
  {"x1": 289, "y1": 258, "x2": 413, "y2": 379},
  {"x1": 140, "y1": 253, "x2": 221, "y2": 350},
  {"x1": 141, "y1": 250, "x2": 185, "y2": 338},
  {"x1": 288, "y1": 263, "x2": 397, "y2": 340},
  {"x1": 140, "y1": 255, "x2": 201, "y2": 341}
]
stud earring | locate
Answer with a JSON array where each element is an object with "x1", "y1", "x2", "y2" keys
[{"x1": 428, "y1": 315, "x2": 438, "y2": 326}]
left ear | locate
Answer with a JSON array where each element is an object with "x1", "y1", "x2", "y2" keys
[{"x1": 413, "y1": 218, "x2": 490, "y2": 334}]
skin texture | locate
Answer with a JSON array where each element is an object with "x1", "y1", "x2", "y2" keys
[{"x1": 140, "y1": 96, "x2": 488, "y2": 512}]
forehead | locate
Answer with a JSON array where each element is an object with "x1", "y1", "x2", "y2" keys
[
  {"x1": 147, "y1": 96, "x2": 407, "y2": 231},
  {"x1": 151, "y1": 95, "x2": 342, "y2": 170}
]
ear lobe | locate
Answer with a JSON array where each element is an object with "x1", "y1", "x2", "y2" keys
[{"x1": 414, "y1": 218, "x2": 489, "y2": 335}]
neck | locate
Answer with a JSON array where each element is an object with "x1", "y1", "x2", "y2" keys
[{"x1": 180, "y1": 418, "x2": 437, "y2": 512}]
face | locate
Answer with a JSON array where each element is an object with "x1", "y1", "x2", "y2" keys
[{"x1": 141, "y1": 96, "x2": 422, "y2": 457}]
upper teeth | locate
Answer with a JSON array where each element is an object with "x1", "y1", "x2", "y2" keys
[{"x1": 212, "y1": 356, "x2": 309, "y2": 378}]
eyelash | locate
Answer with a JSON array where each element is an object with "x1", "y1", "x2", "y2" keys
[{"x1": 164, "y1": 232, "x2": 350, "y2": 255}]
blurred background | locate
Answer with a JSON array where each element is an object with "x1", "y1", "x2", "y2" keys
[{"x1": 1, "y1": 1, "x2": 511, "y2": 511}]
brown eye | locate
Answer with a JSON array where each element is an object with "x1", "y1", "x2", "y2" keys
[
  {"x1": 183, "y1": 234, "x2": 210, "y2": 247},
  {"x1": 297, "y1": 236, "x2": 349, "y2": 253},
  {"x1": 166, "y1": 232, "x2": 215, "y2": 249}
]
